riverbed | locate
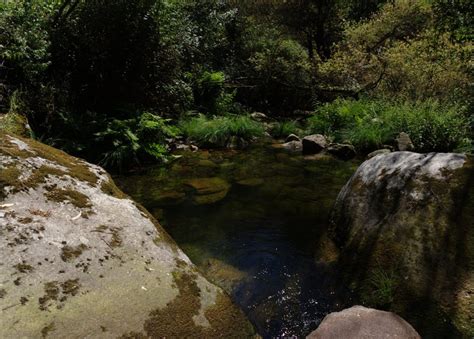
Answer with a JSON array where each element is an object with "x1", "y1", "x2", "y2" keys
[{"x1": 115, "y1": 144, "x2": 359, "y2": 337}]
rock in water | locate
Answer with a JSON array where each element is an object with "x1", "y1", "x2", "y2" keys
[
  {"x1": 307, "y1": 306, "x2": 420, "y2": 339},
  {"x1": 281, "y1": 140, "x2": 303, "y2": 152},
  {"x1": 0, "y1": 133, "x2": 254, "y2": 338},
  {"x1": 285, "y1": 133, "x2": 301, "y2": 142},
  {"x1": 302, "y1": 134, "x2": 327, "y2": 154},
  {"x1": 327, "y1": 143, "x2": 356, "y2": 160},
  {"x1": 332, "y1": 151, "x2": 474, "y2": 337},
  {"x1": 185, "y1": 177, "x2": 231, "y2": 205},
  {"x1": 396, "y1": 132, "x2": 414, "y2": 151}
]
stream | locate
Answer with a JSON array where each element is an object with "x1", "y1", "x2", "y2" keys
[{"x1": 115, "y1": 144, "x2": 359, "y2": 337}]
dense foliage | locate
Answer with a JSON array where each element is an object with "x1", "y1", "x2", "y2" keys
[
  {"x1": 307, "y1": 98, "x2": 470, "y2": 152},
  {"x1": 180, "y1": 115, "x2": 264, "y2": 148},
  {"x1": 0, "y1": 0, "x2": 472, "y2": 168}
]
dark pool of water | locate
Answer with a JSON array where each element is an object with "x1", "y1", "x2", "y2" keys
[{"x1": 116, "y1": 145, "x2": 359, "y2": 337}]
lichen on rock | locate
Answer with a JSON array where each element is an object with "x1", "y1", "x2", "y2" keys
[
  {"x1": 0, "y1": 133, "x2": 254, "y2": 338},
  {"x1": 331, "y1": 151, "x2": 474, "y2": 337}
]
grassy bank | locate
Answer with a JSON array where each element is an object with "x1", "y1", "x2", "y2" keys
[
  {"x1": 180, "y1": 115, "x2": 265, "y2": 147},
  {"x1": 307, "y1": 99, "x2": 472, "y2": 153}
]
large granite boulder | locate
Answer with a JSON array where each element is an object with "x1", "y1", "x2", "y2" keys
[
  {"x1": 331, "y1": 151, "x2": 474, "y2": 337},
  {"x1": 307, "y1": 306, "x2": 420, "y2": 339},
  {"x1": 0, "y1": 133, "x2": 254, "y2": 338}
]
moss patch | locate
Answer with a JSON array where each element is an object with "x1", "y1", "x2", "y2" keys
[
  {"x1": 61, "y1": 279, "x2": 80, "y2": 296},
  {"x1": 100, "y1": 178, "x2": 128, "y2": 199},
  {"x1": 0, "y1": 164, "x2": 21, "y2": 198},
  {"x1": 41, "y1": 322, "x2": 55, "y2": 338},
  {"x1": 14, "y1": 263, "x2": 34, "y2": 273},
  {"x1": 61, "y1": 244, "x2": 88, "y2": 262},
  {"x1": 0, "y1": 133, "x2": 98, "y2": 187},
  {"x1": 127, "y1": 270, "x2": 254, "y2": 338},
  {"x1": 45, "y1": 188, "x2": 92, "y2": 209},
  {"x1": 0, "y1": 163, "x2": 68, "y2": 194},
  {"x1": 38, "y1": 282, "x2": 59, "y2": 311},
  {"x1": 17, "y1": 216, "x2": 33, "y2": 224}
]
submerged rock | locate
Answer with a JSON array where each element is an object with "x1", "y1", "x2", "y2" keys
[
  {"x1": 0, "y1": 133, "x2": 253, "y2": 338},
  {"x1": 302, "y1": 134, "x2": 327, "y2": 154},
  {"x1": 151, "y1": 189, "x2": 186, "y2": 206},
  {"x1": 185, "y1": 177, "x2": 231, "y2": 205},
  {"x1": 202, "y1": 258, "x2": 248, "y2": 294},
  {"x1": 303, "y1": 154, "x2": 333, "y2": 162},
  {"x1": 236, "y1": 178, "x2": 264, "y2": 187},
  {"x1": 198, "y1": 159, "x2": 218, "y2": 168},
  {"x1": 307, "y1": 306, "x2": 420, "y2": 339},
  {"x1": 332, "y1": 151, "x2": 474, "y2": 336}
]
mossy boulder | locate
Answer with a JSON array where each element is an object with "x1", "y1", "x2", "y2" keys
[
  {"x1": 0, "y1": 133, "x2": 254, "y2": 338},
  {"x1": 331, "y1": 151, "x2": 474, "y2": 337}
]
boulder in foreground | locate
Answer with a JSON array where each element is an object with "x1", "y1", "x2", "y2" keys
[
  {"x1": 0, "y1": 133, "x2": 254, "y2": 338},
  {"x1": 307, "y1": 306, "x2": 420, "y2": 339},
  {"x1": 332, "y1": 151, "x2": 474, "y2": 337}
]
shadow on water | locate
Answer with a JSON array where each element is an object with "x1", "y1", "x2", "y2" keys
[{"x1": 115, "y1": 145, "x2": 358, "y2": 338}]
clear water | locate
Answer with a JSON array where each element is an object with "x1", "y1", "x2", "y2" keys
[{"x1": 115, "y1": 145, "x2": 359, "y2": 338}]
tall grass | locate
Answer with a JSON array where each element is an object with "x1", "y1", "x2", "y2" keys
[
  {"x1": 269, "y1": 120, "x2": 302, "y2": 138},
  {"x1": 361, "y1": 268, "x2": 398, "y2": 307},
  {"x1": 307, "y1": 98, "x2": 470, "y2": 152},
  {"x1": 180, "y1": 115, "x2": 265, "y2": 147}
]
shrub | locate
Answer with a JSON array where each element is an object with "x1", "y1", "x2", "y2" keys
[
  {"x1": 387, "y1": 101, "x2": 470, "y2": 152},
  {"x1": 192, "y1": 71, "x2": 238, "y2": 115},
  {"x1": 307, "y1": 99, "x2": 388, "y2": 143},
  {"x1": 307, "y1": 98, "x2": 470, "y2": 152},
  {"x1": 0, "y1": 0, "x2": 52, "y2": 101},
  {"x1": 269, "y1": 120, "x2": 302, "y2": 138},
  {"x1": 320, "y1": 0, "x2": 472, "y2": 103},
  {"x1": 180, "y1": 115, "x2": 264, "y2": 147},
  {"x1": 0, "y1": 112, "x2": 30, "y2": 137},
  {"x1": 239, "y1": 23, "x2": 313, "y2": 114},
  {"x1": 95, "y1": 112, "x2": 178, "y2": 171}
]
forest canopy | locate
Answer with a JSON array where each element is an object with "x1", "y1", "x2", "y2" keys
[{"x1": 1, "y1": 0, "x2": 472, "y2": 169}]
